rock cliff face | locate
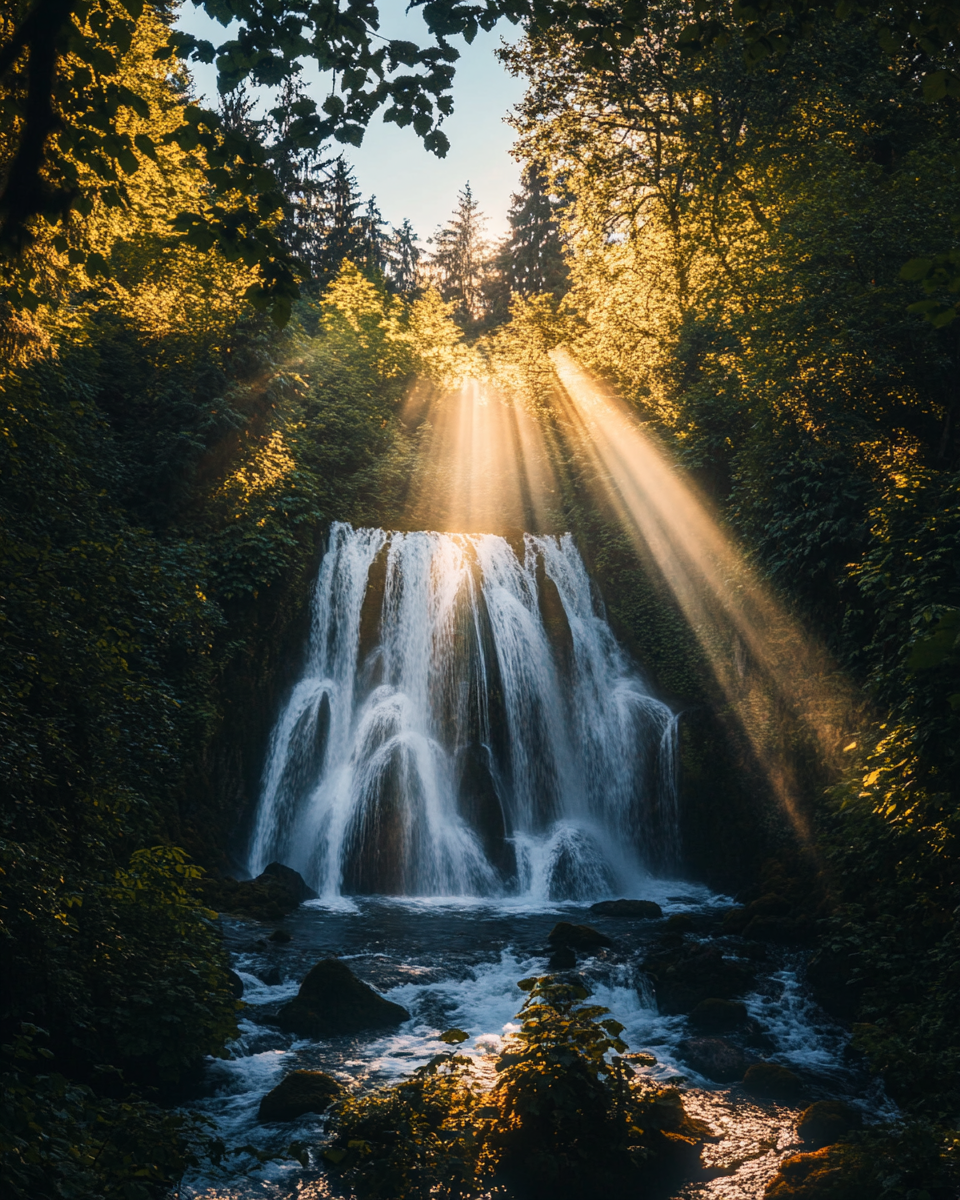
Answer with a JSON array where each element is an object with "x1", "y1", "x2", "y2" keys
[{"x1": 275, "y1": 958, "x2": 411, "y2": 1038}]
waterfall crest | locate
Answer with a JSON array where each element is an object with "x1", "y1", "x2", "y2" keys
[{"x1": 249, "y1": 523, "x2": 679, "y2": 899}]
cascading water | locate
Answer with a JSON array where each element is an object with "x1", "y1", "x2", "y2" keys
[{"x1": 249, "y1": 523, "x2": 679, "y2": 899}]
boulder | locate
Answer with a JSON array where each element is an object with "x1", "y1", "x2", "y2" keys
[
  {"x1": 547, "y1": 922, "x2": 613, "y2": 951},
  {"x1": 226, "y1": 969, "x2": 245, "y2": 999},
  {"x1": 742, "y1": 1062, "x2": 804, "y2": 1100},
  {"x1": 588, "y1": 899, "x2": 663, "y2": 920},
  {"x1": 257, "y1": 1069, "x2": 341, "y2": 1122},
  {"x1": 258, "y1": 966, "x2": 283, "y2": 986},
  {"x1": 665, "y1": 913, "x2": 694, "y2": 933},
  {"x1": 764, "y1": 1145, "x2": 874, "y2": 1199},
  {"x1": 643, "y1": 943, "x2": 753, "y2": 1014},
  {"x1": 688, "y1": 997, "x2": 748, "y2": 1032},
  {"x1": 677, "y1": 1036, "x2": 752, "y2": 1082},
  {"x1": 806, "y1": 947, "x2": 862, "y2": 1020},
  {"x1": 797, "y1": 1100, "x2": 862, "y2": 1148},
  {"x1": 269, "y1": 929, "x2": 293, "y2": 944},
  {"x1": 276, "y1": 958, "x2": 410, "y2": 1038},
  {"x1": 548, "y1": 945, "x2": 577, "y2": 969},
  {"x1": 204, "y1": 862, "x2": 318, "y2": 922}
]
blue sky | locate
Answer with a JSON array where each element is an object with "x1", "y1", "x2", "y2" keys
[{"x1": 176, "y1": 2, "x2": 527, "y2": 242}]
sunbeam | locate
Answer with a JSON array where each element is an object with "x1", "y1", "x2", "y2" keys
[
  {"x1": 550, "y1": 350, "x2": 858, "y2": 841},
  {"x1": 400, "y1": 378, "x2": 562, "y2": 536}
]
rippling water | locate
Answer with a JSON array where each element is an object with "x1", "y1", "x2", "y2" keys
[{"x1": 179, "y1": 887, "x2": 892, "y2": 1199}]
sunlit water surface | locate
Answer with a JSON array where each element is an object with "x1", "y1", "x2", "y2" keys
[{"x1": 179, "y1": 889, "x2": 892, "y2": 1200}]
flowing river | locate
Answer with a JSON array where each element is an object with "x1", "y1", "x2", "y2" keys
[{"x1": 181, "y1": 525, "x2": 891, "y2": 1198}]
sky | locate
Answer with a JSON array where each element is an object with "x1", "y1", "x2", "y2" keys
[{"x1": 176, "y1": 2, "x2": 527, "y2": 242}]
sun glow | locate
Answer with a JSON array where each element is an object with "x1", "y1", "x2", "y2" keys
[
  {"x1": 550, "y1": 350, "x2": 857, "y2": 840},
  {"x1": 401, "y1": 377, "x2": 562, "y2": 537}
]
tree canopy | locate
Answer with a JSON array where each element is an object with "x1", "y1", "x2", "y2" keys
[{"x1": 3, "y1": 0, "x2": 957, "y2": 321}]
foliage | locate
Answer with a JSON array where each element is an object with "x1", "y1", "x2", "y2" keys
[
  {"x1": 325, "y1": 976, "x2": 703, "y2": 1200},
  {"x1": 0, "y1": 1026, "x2": 207, "y2": 1200}
]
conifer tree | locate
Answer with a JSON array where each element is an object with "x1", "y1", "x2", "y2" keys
[
  {"x1": 359, "y1": 196, "x2": 389, "y2": 276},
  {"x1": 321, "y1": 157, "x2": 365, "y2": 283},
  {"x1": 387, "y1": 219, "x2": 422, "y2": 294},
  {"x1": 502, "y1": 163, "x2": 568, "y2": 297},
  {"x1": 428, "y1": 183, "x2": 490, "y2": 326}
]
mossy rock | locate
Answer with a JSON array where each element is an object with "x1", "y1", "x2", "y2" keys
[
  {"x1": 547, "y1": 922, "x2": 613, "y2": 951},
  {"x1": 588, "y1": 899, "x2": 663, "y2": 919},
  {"x1": 665, "y1": 913, "x2": 694, "y2": 933},
  {"x1": 688, "y1": 997, "x2": 748, "y2": 1032},
  {"x1": 797, "y1": 1101, "x2": 862, "y2": 1149},
  {"x1": 548, "y1": 945, "x2": 577, "y2": 969},
  {"x1": 643, "y1": 943, "x2": 753, "y2": 1014},
  {"x1": 205, "y1": 862, "x2": 317, "y2": 922},
  {"x1": 677, "y1": 1036, "x2": 752, "y2": 1082},
  {"x1": 742, "y1": 1062, "x2": 804, "y2": 1100},
  {"x1": 806, "y1": 948, "x2": 862, "y2": 1020},
  {"x1": 764, "y1": 1144, "x2": 875, "y2": 1198},
  {"x1": 276, "y1": 958, "x2": 410, "y2": 1038},
  {"x1": 258, "y1": 1069, "x2": 341, "y2": 1122}
]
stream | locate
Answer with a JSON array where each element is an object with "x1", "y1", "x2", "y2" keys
[{"x1": 180, "y1": 890, "x2": 892, "y2": 1199}]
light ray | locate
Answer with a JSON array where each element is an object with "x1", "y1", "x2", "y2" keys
[
  {"x1": 550, "y1": 349, "x2": 858, "y2": 841},
  {"x1": 401, "y1": 378, "x2": 562, "y2": 537}
]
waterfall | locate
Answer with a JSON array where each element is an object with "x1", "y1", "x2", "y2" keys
[{"x1": 249, "y1": 523, "x2": 679, "y2": 899}]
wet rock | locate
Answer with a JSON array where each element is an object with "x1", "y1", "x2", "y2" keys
[
  {"x1": 269, "y1": 929, "x2": 293, "y2": 944},
  {"x1": 764, "y1": 1145, "x2": 873, "y2": 1198},
  {"x1": 226, "y1": 969, "x2": 245, "y2": 999},
  {"x1": 588, "y1": 899, "x2": 663, "y2": 919},
  {"x1": 743, "y1": 915, "x2": 810, "y2": 943},
  {"x1": 548, "y1": 945, "x2": 577, "y2": 969},
  {"x1": 806, "y1": 947, "x2": 862, "y2": 1020},
  {"x1": 677, "y1": 1036, "x2": 752, "y2": 1082},
  {"x1": 742, "y1": 1062, "x2": 804, "y2": 1100},
  {"x1": 258, "y1": 966, "x2": 283, "y2": 986},
  {"x1": 688, "y1": 997, "x2": 748, "y2": 1032},
  {"x1": 205, "y1": 862, "x2": 318, "y2": 922},
  {"x1": 665, "y1": 913, "x2": 694, "y2": 933},
  {"x1": 643, "y1": 943, "x2": 753, "y2": 1014},
  {"x1": 276, "y1": 958, "x2": 410, "y2": 1038},
  {"x1": 797, "y1": 1100, "x2": 862, "y2": 1148},
  {"x1": 547, "y1": 922, "x2": 613, "y2": 951},
  {"x1": 257, "y1": 1069, "x2": 341, "y2": 1122},
  {"x1": 724, "y1": 894, "x2": 811, "y2": 943}
]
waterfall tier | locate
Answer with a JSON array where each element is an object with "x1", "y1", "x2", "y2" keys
[{"x1": 249, "y1": 524, "x2": 678, "y2": 899}]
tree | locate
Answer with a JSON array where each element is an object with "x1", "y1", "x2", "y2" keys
[
  {"x1": 319, "y1": 156, "x2": 365, "y2": 284},
  {"x1": 386, "y1": 217, "x2": 422, "y2": 294},
  {"x1": 359, "y1": 195, "x2": 389, "y2": 276},
  {"x1": 428, "y1": 182, "x2": 490, "y2": 326},
  {"x1": 501, "y1": 162, "x2": 568, "y2": 298}
]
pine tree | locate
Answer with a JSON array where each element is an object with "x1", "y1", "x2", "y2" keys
[
  {"x1": 427, "y1": 183, "x2": 490, "y2": 326},
  {"x1": 358, "y1": 197, "x2": 389, "y2": 277},
  {"x1": 386, "y1": 219, "x2": 422, "y2": 294},
  {"x1": 321, "y1": 157, "x2": 366, "y2": 282},
  {"x1": 501, "y1": 163, "x2": 568, "y2": 297}
]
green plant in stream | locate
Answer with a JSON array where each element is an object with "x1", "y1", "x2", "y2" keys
[
  {"x1": 324, "y1": 1032, "x2": 481, "y2": 1200},
  {"x1": 325, "y1": 978, "x2": 704, "y2": 1200}
]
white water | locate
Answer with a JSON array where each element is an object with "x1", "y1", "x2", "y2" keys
[{"x1": 249, "y1": 524, "x2": 678, "y2": 899}]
